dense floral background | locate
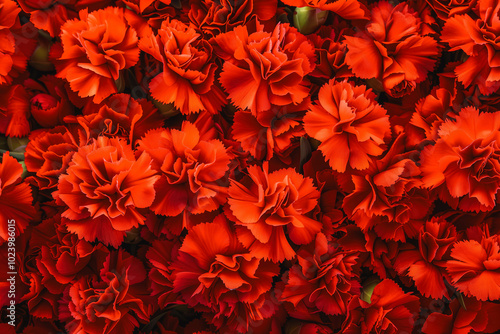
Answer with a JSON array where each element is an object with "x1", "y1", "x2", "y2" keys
[{"x1": 1, "y1": 0, "x2": 500, "y2": 333}]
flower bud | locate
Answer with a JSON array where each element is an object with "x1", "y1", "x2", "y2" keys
[
  {"x1": 293, "y1": 6, "x2": 329, "y2": 35},
  {"x1": 360, "y1": 276, "x2": 381, "y2": 303},
  {"x1": 7, "y1": 136, "x2": 29, "y2": 153}
]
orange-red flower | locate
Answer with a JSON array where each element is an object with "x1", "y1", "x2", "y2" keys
[
  {"x1": 188, "y1": 0, "x2": 278, "y2": 39},
  {"x1": 227, "y1": 162, "x2": 321, "y2": 262},
  {"x1": 57, "y1": 7, "x2": 140, "y2": 103},
  {"x1": 172, "y1": 215, "x2": 280, "y2": 333},
  {"x1": 214, "y1": 20, "x2": 315, "y2": 115},
  {"x1": 54, "y1": 137, "x2": 159, "y2": 247},
  {"x1": 421, "y1": 107, "x2": 500, "y2": 212},
  {"x1": 394, "y1": 217, "x2": 457, "y2": 299},
  {"x1": 0, "y1": 84, "x2": 31, "y2": 137},
  {"x1": 303, "y1": 80, "x2": 391, "y2": 173},
  {"x1": 0, "y1": 152, "x2": 36, "y2": 243},
  {"x1": 441, "y1": 0, "x2": 500, "y2": 94},
  {"x1": 279, "y1": 233, "x2": 359, "y2": 316},
  {"x1": 139, "y1": 19, "x2": 225, "y2": 115},
  {"x1": 447, "y1": 236, "x2": 500, "y2": 301},
  {"x1": 344, "y1": 2, "x2": 439, "y2": 97},
  {"x1": 59, "y1": 251, "x2": 151, "y2": 334},
  {"x1": 136, "y1": 121, "x2": 232, "y2": 234}
]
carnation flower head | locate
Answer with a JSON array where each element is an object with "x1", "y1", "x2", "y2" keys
[
  {"x1": 54, "y1": 136, "x2": 160, "y2": 247},
  {"x1": 57, "y1": 7, "x2": 140, "y2": 103},
  {"x1": 139, "y1": 18, "x2": 226, "y2": 115},
  {"x1": 214, "y1": 20, "x2": 316, "y2": 115},
  {"x1": 303, "y1": 79, "x2": 391, "y2": 173},
  {"x1": 136, "y1": 121, "x2": 232, "y2": 234},
  {"x1": 441, "y1": 0, "x2": 500, "y2": 94},
  {"x1": 227, "y1": 161, "x2": 321, "y2": 262},
  {"x1": 344, "y1": 1, "x2": 439, "y2": 97},
  {"x1": 421, "y1": 107, "x2": 500, "y2": 212}
]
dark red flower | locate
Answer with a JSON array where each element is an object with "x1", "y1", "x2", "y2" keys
[
  {"x1": 342, "y1": 279, "x2": 420, "y2": 334},
  {"x1": 172, "y1": 215, "x2": 280, "y2": 333},
  {"x1": 59, "y1": 250, "x2": 151, "y2": 334},
  {"x1": 279, "y1": 233, "x2": 360, "y2": 316}
]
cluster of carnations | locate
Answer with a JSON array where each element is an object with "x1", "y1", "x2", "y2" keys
[{"x1": 0, "y1": 0, "x2": 500, "y2": 333}]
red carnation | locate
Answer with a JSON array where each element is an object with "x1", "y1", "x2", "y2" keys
[
  {"x1": 304, "y1": 79, "x2": 391, "y2": 173},
  {"x1": 344, "y1": 2, "x2": 439, "y2": 97},
  {"x1": 279, "y1": 233, "x2": 360, "y2": 316},
  {"x1": 447, "y1": 236, "x2": 500, "y2": 301},
  {"x1": 227, "y1": 162, "x2": 321, "y2": 262},
  {"x1": 136, "y1": 121, "x2": 232, "y2": 234},
  {"x1": 54, "y1": 137, "x2": 160, "y2": 247},
  {"x1": 214, "y1": 20, "x2": 316, "y2": 115},
  {"x1": 139, "y1": 19, "x2": 225, "y2": 115},
  {"x1": 57, "y1": 7, "x2": 140, "y2": 103},
  {"x1": 421, "y1": 107, "x2": 500, "y2": 212},
  {"x1": 172, "y1": 215, "x2": 280, "y2": 333}
]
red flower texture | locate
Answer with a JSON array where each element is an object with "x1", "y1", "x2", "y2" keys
[
  {"x1": 279, "y1": 233, "x2": 360, "y2": 316},
  {"x1": 441, "y1": 0, "x2": 500, "y2": 95},
  {"x1": 0, "y1": 152, "x2": 36, "y2": 243},
  {"x1": 307, "y1": 25, "x2": 352, "y2": 81},
  {"x1": 65, "y1": 93, "x2": 164, "y2": 144},
  {"x1": 280, "y1": 0, "x2": 368, "y2": 20},
  {"x1": 139, "y1": 19, "x2": 226, "y2": 115},
  {"x1": 394, "y1": 217, "x2": 457, "y2": 299},
  {"x1": 422, "y1": 297, "x2": 500, "y2": 334},
  {"x1": 35, "y1": 219, "x2": 109, "y2": 294},
  {"x1": 0, "y1": 84, "x2": 31, "y2": 137},
  {"x1": 226, "y1": 162, "x2": 322, "y2": 262},
  {"x1": 16, "y1": 0, "x2": 112, "y2": 37},
  {"x1": 214, "y1": 20, "x2": 316, "y2": 115},
  {"x1": 231, "y1": 100, "x2": 308, "y2": 162},
  {"x1": 341, "y1": 279, "x2": 420, "y2": 334},
  {"x1": 172, "y1": 216, "x2": 280, "y2": 333},
  {"x1": 146, "y1": 238, "x2": 179, "y2": 308},
  {"x1": 59, "y1": 250, "x2": 151, "y2": 334},
  {"x1": 421, "y1": 107, "x2": 500, "y2": 212},
  {"x1": 303, "y1": 80, "x2": 391, "y2": 173},
  {"x1": 25, "y1": 126, "x2": 81, "y2": 191},
  {"x1": 446, "y1": 236, "x2": 500, "y2": 301},
  {"x1": 53, "y1": 136, "x2": 160, "y2": 247},
  {"x1": 0, "y1": 0, "x2": 36, "y2": 86},
  {"x1": 136, "y1": 121, "x2": 232, "y2": 235},
  {"x1": 426, "y1": 0, "x2": 477, "y2": 20},
  {"x1": 188, "y1": 0, "x2": 278, "y2": 39},
  {"x1": 57, "y1": 7, "x2": 140, "y2": 103},
  {"x1": 344, "y1": 1, "x2": 439, "y2": 97},
  {"x1": 342, "y1": 134, "x2": 431, "y2": 242}
]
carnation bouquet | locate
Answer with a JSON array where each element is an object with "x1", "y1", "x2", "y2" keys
[{"x1": 1, "y1": 0, "x2": 500, "y2": 333}]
